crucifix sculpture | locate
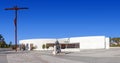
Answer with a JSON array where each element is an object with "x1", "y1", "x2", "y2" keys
[{"x1": 5, "y1": 6, "x2": 28, "y2": 51}]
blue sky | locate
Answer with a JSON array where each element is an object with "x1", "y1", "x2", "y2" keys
[{"x1": 0, "y1": 0, "x2": 120, "y2": 44}]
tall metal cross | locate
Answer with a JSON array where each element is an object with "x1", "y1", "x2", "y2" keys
[{"x1": 5, "y1": 6, "x2": 28, "y2": 51}]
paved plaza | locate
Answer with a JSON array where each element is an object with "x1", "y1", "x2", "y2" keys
[
  {"x1": 0, "y1": 54, "x2": 8, "y2": 63},
  {"x1": 0, "y1": 47, "x2": 120, "y2": 63}
]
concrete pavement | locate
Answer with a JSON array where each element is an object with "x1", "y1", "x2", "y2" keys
[
  {"x1": 0, "y1": 54, "x2": 8, "y2": 63},
  {"x1": 0, "y1": 47, "x2": 120, "y2": 63},
  {"x1": 7, "y1": 51, "x2": 83, "y2": 63}
]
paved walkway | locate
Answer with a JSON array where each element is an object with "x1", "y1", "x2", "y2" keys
[
  {"x1": 0, "y1": 54, "x2": 8, "y2": 63},
  {"x1": 54, "y1": 48, "x2": 120, "y2": 63},
  {"x1": 7, "y1": 51, "x2": 83, "y2": 63},
  {"x1": 0, "y1": 52, "x2": 8, "y2": 63},
  {"x1": 1, "y1": 47, "x2": 120, "y2": 63}
]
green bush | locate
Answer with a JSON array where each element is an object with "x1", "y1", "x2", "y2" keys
[
  {"x1": 110, "y1": 44, "x2": 120, "y2": 47},
  {"x1": 46, "y1": 44, "x2": 49, "y2": 49},
  {"x1": 42, "y1": 44, "x2": 45, "y2": 49}
]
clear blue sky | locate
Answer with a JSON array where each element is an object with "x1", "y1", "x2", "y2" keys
[{"x1": 0, "y1": 0, "x2": 120, "y2": 44}]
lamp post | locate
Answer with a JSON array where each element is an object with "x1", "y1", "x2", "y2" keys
[{"x1": 5, "y1": 6, "x2": 28, "y2": 51}]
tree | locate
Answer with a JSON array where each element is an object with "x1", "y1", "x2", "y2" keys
[
  {"x1": 42, "y1": 44, "x2": 45, "y2": 49},
  {"x1": 111, "y1": 37, "x2": 120, "y2": 46},
  {"x1": 0, "y1": 34, "x2": 7, "y2": 48},
  {"x1": 0, "y1": 34, "x2": 3, "y2": 41},
  {"x1": 46, "y1": 44, "x2": 49, "y2": 49},
  {"x1": 9, "y1": 41, "x2": 12, "y2": 47}
]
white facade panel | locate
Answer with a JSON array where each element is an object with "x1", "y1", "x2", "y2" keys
[
  {"x1": 105, "y1": 38, "x2": 110, "y2": 49},
  {"x1": 19, "y1": 36, "x2": 110, "y2": 51},
  {"x1": 19, "y1": 39, "x2": 56, "y2": 50},
  {"x1": 70, "y1": 36, "x2": 106, "y2": 49}
]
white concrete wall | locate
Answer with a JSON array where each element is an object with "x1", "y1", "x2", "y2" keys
[
  {"x1": 105, "y1": 37, "x2": 110, "y2": 49},
  {"x1": 58, "y1": 38, "x2": 69, "y2": 43},
  {"x1": 19, "y1": 39, "x2": 56, "y2": 50},
  {"x1": 70, "y1": 36, "x2": 107, "y2": 49},
  {"x1": 19, "y1": 36, "x2": 110, "y2": 51}
]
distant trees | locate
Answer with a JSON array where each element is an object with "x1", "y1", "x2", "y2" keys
[
  {"x1": 0, "y1": 34, "x2": 7, "y2": 48},
  {"x1": 110, "y1": 37, "x2": 120, "y2": 47},
  {"x1": 8, "y1": 41, "x2": 12, "y2": 47},
  {"x1": 0, "y1": 34, "x2": 4, "y2": 41}
]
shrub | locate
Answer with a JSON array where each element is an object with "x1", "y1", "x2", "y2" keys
[
  {"x1": 46, "y1": 44, "x2": 49, "y2": 49},
  {"x1": 42, "y1": 44, "x2": 45, "y2": 49},
  {"x1": 110, "y1": 44, "x2": 120, "y2": 47}
]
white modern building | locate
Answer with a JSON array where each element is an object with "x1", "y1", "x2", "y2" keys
[{"x1": 19, "y1": 36, "x2": 110, "y2": 51}]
